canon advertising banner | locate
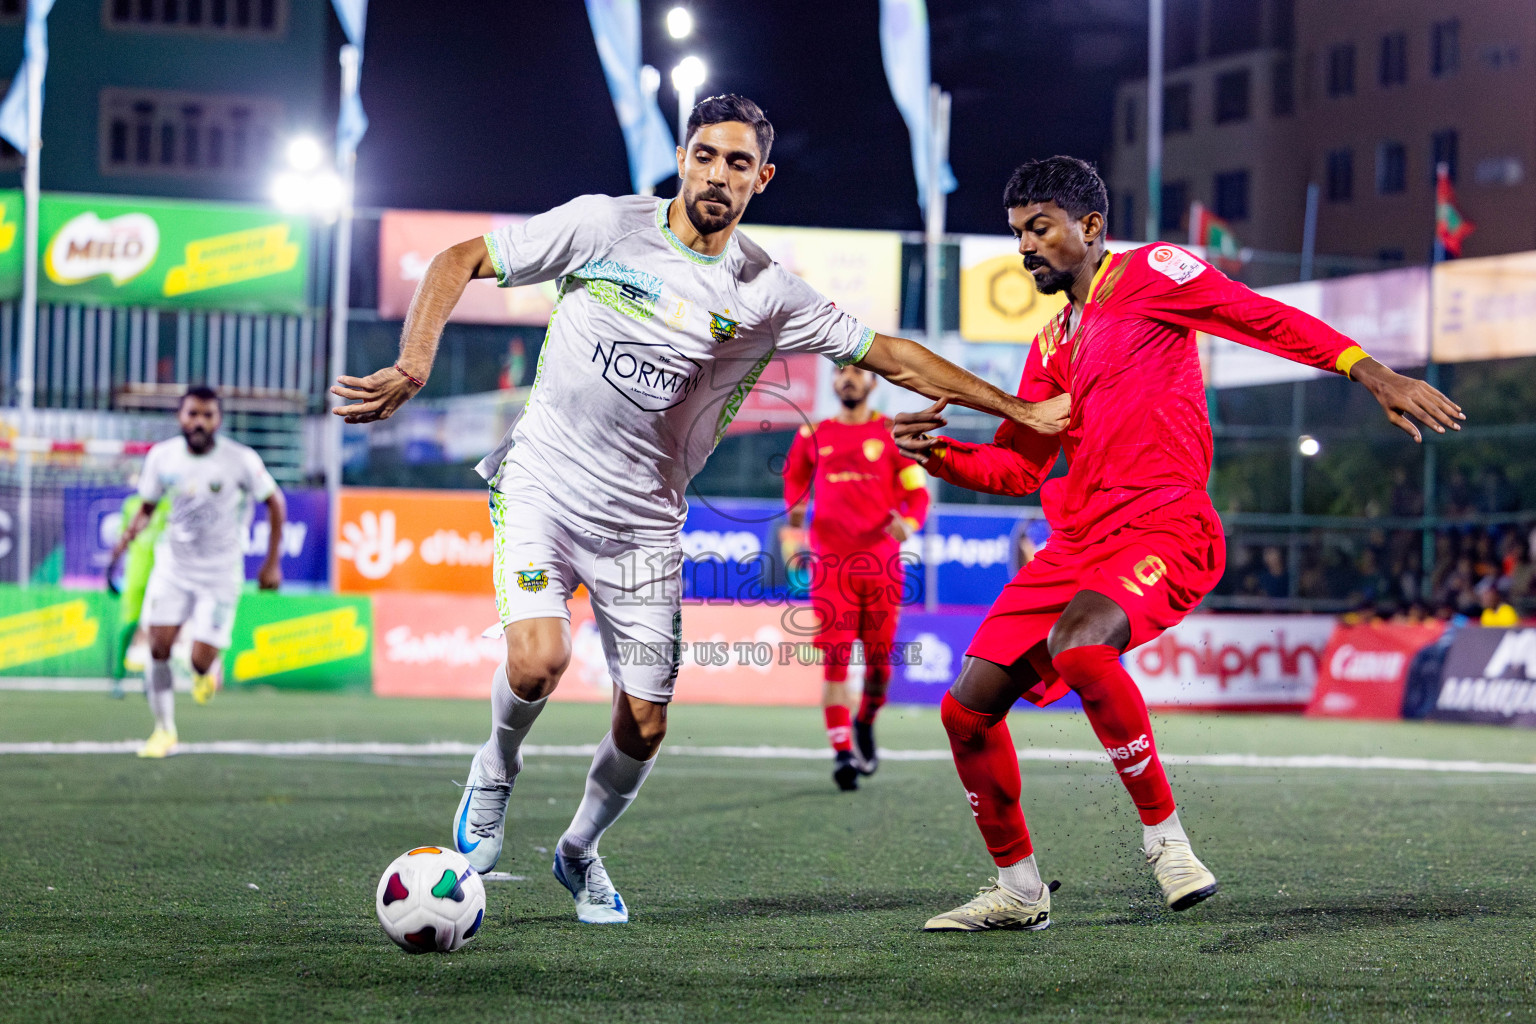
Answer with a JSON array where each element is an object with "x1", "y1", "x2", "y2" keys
[
  {"x1": 1123, "y1": 614, "x2": 1335, "y2": 710},
  {"x1": 1431, "y1": 627, "x2": 1536, "y2": 729},
  {"x1": 1306, "y1": 622, "x2": 1444, "y2": 720}
]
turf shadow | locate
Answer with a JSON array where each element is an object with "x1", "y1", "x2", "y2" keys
[{"x1": 1197, "y1": 892, "x2": 1516, "y2": 953}]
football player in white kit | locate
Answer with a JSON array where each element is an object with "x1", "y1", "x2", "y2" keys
[
  {"x1": 332, "y1": 96, "x2": 1069, "y2": 923},
  {"x1": 112, "y1": 386, "x2": 286, "y2": 757}
]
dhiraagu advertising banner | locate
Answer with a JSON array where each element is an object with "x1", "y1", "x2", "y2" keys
[
  {"x1": 0, "y1": 190, "x2": 309, "y2": 314},
  {"x1": 224, "y1": 592, "x2": 373, "y2": 691},
  {"x1": 0, "y1": 585, "x2": 118, "y2": 678}
]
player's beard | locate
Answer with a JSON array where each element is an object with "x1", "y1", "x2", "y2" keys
[
  {"x1": 684, "y1": 186, "x2": 738, "y2": 235},
  {"x1": 183, "y1": 427, "x2": 213, "y2": 454},
  {"x1": 1026, "y1": 257, "x2": 1075, "y2": 296}
]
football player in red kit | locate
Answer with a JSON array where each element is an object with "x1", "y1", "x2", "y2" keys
[
  {"x1": 895, "y1": 157, "x2": 1463, "y2": 931},
  {"x1": 783, "y1": 365, "x2": 930, "y2": 791}
]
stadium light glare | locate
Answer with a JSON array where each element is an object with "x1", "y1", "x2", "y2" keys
[
  {"x1": 285, "y1": 134, "x2": 325, "y2": 172},
  {"x1": 270, "y1": 171, "x2": 310, "y2": 213},
  {"x1": 666, "y1": 7, "x2": 693, "y2": 40},
  {"x1": 1298, "y1": 435, "x2": 1321, "y2": 457},
  {"x1": 672, "y1": 55, "x2": 706, "y2": 92}
]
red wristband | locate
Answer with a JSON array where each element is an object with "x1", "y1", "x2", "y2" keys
[{"x1": 394, "y1": 363, "x2": 426, "y2": 388}]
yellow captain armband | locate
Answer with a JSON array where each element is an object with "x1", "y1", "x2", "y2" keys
[
  {"x1": 899, "y1": 464, "x2": 927, "y2": 490},
  {"x1": 1336, "y1": 345, "x2": 1371, "y2": 380}
]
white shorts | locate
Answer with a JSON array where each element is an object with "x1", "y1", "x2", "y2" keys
[
  {"x1": 489, "y1": 487, "x2": 683, "y2": 704},
  {"x1": 142, "y1": 568, "x2": 242, "y2": 650}
]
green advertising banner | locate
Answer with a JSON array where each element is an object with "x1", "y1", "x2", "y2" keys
[
  {"x1": 225, "y1": 592, "x2": 373, "y2": 692},
  {"x1": 0, "y1": 189, "x2": 310, "y2": 314},
  {"x1": 0, "y1": 585, "x2": 118, "y2": 678}
]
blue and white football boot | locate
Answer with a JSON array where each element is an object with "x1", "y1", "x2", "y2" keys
[
  {"x1": 552, "y1": 850, "x2": 630, "y2": 924},
  {"x1": 452, "y1": 742, "x2": 512, "y2": 874}
]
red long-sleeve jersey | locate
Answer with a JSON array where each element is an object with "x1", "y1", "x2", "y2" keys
[
  {"x1": 931, "y1": 244, "x2": 1368, "y2": 545},
  {"x1": 783, "y1": 413, "x2": 931, "y2": 557}
]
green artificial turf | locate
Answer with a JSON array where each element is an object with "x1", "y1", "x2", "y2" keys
[{"x1": 1, "y1": 691, "x2": 1533, "y2": 1023}]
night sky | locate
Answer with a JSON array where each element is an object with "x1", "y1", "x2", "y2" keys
[{"x1": 356, "y1": 0, "x2": 1148, "y2": 234}]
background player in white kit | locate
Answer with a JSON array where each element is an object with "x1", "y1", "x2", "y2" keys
[
  {"x1": 111, "y1": 386, "x2": 286, "y2": 758},
  {"x1": 333, "y1": 96, "x2": 1069, "y2": 923}
]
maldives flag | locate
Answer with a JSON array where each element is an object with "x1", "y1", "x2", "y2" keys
[
  {"x1": 1435, "y1": 164, "x2": 1474, "y2": 258},
  {"x1": 1189, "y1": 201, "x2": 1242, "y2": 272}
]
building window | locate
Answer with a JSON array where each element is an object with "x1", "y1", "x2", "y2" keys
[
  {"x1": 1114, "y1": 190, "x2": 1137, "y2": 241},
  {"x1": 102, "y1": 0, "x2": 286, "y2": 36},
  {"x1": 1431, "y1": 129, "x2": 1459, "y2": 182},
  {"x1": 1123, "y1": 97, "x2": 1136, "y2": 146},
  {"x1": 1160, "y1": 181, "x2": 1188, "y2": 235},
  {"x1": 1327, "y1": 43, "x2": 1356, "y2": 97},
  {"x1": 1377, "y1": 141, "x2": 1406, "y2": 194},
  {"x1": 1379, "y1": 32, "x2": 1407, "y2": 86},
  {"x1": 1326, "y1": 149, "x2": 1354, "y2": 202},
  {"x1": 1163, "y1": 82, "x2": 1192, "y2": 133},
  {"x1": 1214, "y1": 69, "x2": 1250, "y2": 124},
  {"x1": 1431, "y1": 19, "x2": 1459, "y2": 77},
  {"x1": 1214, "y1": 170, "x2": 1250, "y2": 221},
  {"x1": 99, "y1": 88, "x2": 283, "y2": 179},
  {"x1": 1272, "y1": 57, "x2": 1295, "y2": 115}
]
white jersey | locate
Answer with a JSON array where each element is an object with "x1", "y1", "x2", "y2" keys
[
  {"x1": 475, "y1": 194, "x2": 874, "y2": 542},
  {"x1": 136, "y1": 434, "x2": 277, "y2": 586}
]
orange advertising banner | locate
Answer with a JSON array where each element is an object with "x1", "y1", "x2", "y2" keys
[
  {"x1": 377, "y1": 209, "x2": 558, "y2": 325},
  {"x1": 372, "y1": 591, "x2": 822, "y2": 707},
  {"x1": 335, "y1": 488, "x2": 495, "y2": 595}
]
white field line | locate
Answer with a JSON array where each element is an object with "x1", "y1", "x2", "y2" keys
[{"x1": 0, "y1": 740, "x2": 1533, "y2": 775}]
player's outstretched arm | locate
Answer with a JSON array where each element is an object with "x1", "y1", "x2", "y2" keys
[
  {"x1": 857, "y1": 334, "x2": 1070, "y2": 435},
  {"x1": 1350, "y1": 357, "x2": 1465, "y2": 443},
  {"x1": 892, "y1": 400, "x2": 1061, "y2": 497},
  {"x1": 330, "y1": 237, "x2": 497, "y2": 424}
]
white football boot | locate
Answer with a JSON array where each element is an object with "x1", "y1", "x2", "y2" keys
[
  {"x1": 553, "y1": 851, "x2": 629, "y2": 924},
  {"x1": 452, "y1": 743, "x2": 513, "y2": 874}
]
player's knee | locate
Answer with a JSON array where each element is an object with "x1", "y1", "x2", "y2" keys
[
  {"x1": 865, "y1": 662, "x2": 891, "y2": 695},
  {"x1": 940, "y1": 691, "x2": 996, "y2": 745},
  {"x1": 504, "y1": 645, "x2": 569, "y2": 700}
]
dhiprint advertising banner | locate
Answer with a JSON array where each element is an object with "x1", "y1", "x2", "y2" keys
[
  {"x1": 1432, "y1": 250, "x2": 1536, "y2": 362},
  {"x1": 377, "y1": 209, "x2": 559, "y2": 325},
  {"x1": 377, "y1": 208, "x2": 903, "y2": 334},
  {"x1": 0, "y1": 190, "x2": 309, "y2": 314}
]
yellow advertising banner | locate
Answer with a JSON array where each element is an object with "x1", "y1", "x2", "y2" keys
[
  {"x1": 958, "y1": 234, "x2": 1067, "y2": 343},
  {"x1": 1432, "y1": 250, "x2": 1536, "y2": 362},
  {"x1": 736, "y1": 224, "x2": 902, "y2": 334}
]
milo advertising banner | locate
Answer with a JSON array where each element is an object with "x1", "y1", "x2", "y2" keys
[
  {"x1": 224, "y1": 593, "x2": 373, "y2": 691},
  {"x1": 0, "y1": 190, "x2": 309, "y2": 314},
  {"x1": 0, "y1": 585, "x2": 118, "y2": 678}
]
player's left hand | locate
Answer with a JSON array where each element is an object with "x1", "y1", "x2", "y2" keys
[
  {"x1": 257, "y1": 561, "x2": 283, "y2": 591},
  {"x1": 885, "y1": 512, "x2": 914, "y2": 543},
  {"x1": 331, "y1": 365, "x2": 423, "y2": 423},
  {"x1": 891, "y1": 399, "x2": 949, "y2": 465},
  {"x1": 1352, "y1": 358, "x2": 1465, "y2": 443}
]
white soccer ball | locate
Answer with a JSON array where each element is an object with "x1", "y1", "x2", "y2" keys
[{"x1": 375, "y1": 846, "x2": 487, "y2": 954}]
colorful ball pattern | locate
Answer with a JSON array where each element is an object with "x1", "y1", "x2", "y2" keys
[{"x1": 375, "y1": 846, "x2": 487, "y2": 954}]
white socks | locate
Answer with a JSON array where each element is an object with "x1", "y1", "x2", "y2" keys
[
  {"x1": 1143, "y1": 808, "x2": 1189, "y2": 850},
  {"x1": 483, "y1": 662, "x2": 548, "y2": 782},
  {"x1": 998, "y1": 854, "x2": 1045, "y2": 901},
  {"x1": 558, "y1": 732, "x2": 656, "y2": 861},
  {"x1": 146, "y1": 658, "x2": 175, "y2": 734}
]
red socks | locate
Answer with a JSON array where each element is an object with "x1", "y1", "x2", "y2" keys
[
  {"x1": 940, "y1": 692, "x2": 1032, "y2": 865},
  {"x1": 1053, "y1": 645, "x2": 1176, "y2": 825},
  {"x1": 857, "y1": 665, "x2": 889, "y2": 724},
  {"x1": 823, "y1": 705, "x2": 853, "y2": 753}
]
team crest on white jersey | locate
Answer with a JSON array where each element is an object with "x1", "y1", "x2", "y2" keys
[{"x1": 1147, "y1": 245, "x2": 1205, "y2": 285}]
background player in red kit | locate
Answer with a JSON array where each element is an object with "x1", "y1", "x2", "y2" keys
[
  {"x1": 783, "y1": 365, "x2": 930, "y2": 791},
  {"x1": 895, "y1": 157, "x2": 1464, "y2": 932}
]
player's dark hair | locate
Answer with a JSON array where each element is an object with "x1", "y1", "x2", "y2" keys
[
  {"x1": 685, "y1": 94, "x2": 775, "y2": 164},
  {"x1": 180, "y1": 385, "x2": 220, "y2": 408},
  {"x1": 1003, "y1": 156, "x2": 1109, "y2": 220}
]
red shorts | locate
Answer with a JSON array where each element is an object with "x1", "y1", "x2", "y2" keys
[
  {"x1": 967, "y1": 494, "x2": 1225, "y2": 706},
  {"x1": 808, "y1": 548, "x2": 905, "y2": 681}
]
